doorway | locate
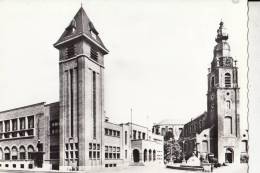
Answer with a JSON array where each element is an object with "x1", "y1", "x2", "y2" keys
[
  {"x1": 133, "y1": 149, "x2": 140, "y2": 162},
  {"x1": 225, "y1": 148, "x2": 233, "y2": 163}
]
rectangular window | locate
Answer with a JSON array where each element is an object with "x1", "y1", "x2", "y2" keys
[
  {"x1": 125, "y1": 131, "x2": 127, "y2": 145},
  {"x1": 0, "y1": 122, "x2": 3, "y2": 133},
  {"x1": 28, "y1": 116, "x2": 34, "y2": 129},
  {"x1": 142, "y1": 132, "x2": 145, "y2": 139},
  {"x1": 20, "y1": 118, "x2": 25, "y2": 130},
  {"x1": 4, "y1": 120, "x2": 10, "y2": 132},
  {"x1": 12, "y1": 119, "x2": 18, "y2": 131},
  {"x1": 50, "y1": 120, "x2": 59, "y2": 136},
  {"x1": 67, "y1": 45, "x2": 75, "y2": 58},
  {"x1": 92, "y1": 71, "x2": 96, "y2": 139},
  {"x1": 89, "y1": 151, "x2": 92, "y2": 159},
  {"x1": 90, "y1": 48, "x2": 98, "y2": 61},
  {"x1": 133, "y1": 130, "x2": 136, "y2": 140},
  {"x1": 70, "y1": 69, "x2": 74, "y2": 137},
  {"x1": 125, "y1": 150, "x2": 127, "y2": 159},
  {"x1": 105, "y1": 128, "x2": 109, "y2": 135}
]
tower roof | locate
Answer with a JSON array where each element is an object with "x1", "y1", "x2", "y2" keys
[
  {"x1": 215, "y1": 21, "x2": 229, "y2": 43},
  {"x1": 54, "y1": 7, "x2": 108, "y2": 53}
]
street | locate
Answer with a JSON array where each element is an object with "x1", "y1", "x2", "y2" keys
[{"x1": 0, "y1": 163, "x2": 248, "y2": 173}]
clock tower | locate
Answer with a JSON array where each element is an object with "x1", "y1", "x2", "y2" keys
[
  {"x1": 54, "y1": 7, "x2": 109, "y2": 171},
  {"x1": 207, "y1": 21, "x2": 240, "y2": 164}
]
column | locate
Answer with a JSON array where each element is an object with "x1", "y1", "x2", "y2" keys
[{"x1": 25, "y1": 117, "x2": 28, "y2": 136}]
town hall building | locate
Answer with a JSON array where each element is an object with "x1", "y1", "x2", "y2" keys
[{"x1": 0, "y1": 7, "x2": 163, "y2": 171}]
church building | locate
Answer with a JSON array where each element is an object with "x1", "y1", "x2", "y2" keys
[{"x1": 179, "y1": 21, "x2": 247, "y2": 164}]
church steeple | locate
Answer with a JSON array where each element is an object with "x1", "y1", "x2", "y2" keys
[
  {"x1": 215, "y1": 21, "x2": 228, "y2": 43},
  {"x1": 212, "y1": 21, "x2": 233, "y2": 68}
]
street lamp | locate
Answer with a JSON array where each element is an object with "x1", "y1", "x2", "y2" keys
[{"x1": 182, "y1": 141, "x2": 186, "y2": 163}]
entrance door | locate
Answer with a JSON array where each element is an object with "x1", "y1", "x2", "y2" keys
[
  {"x1": 225, "y1": 148, "x2": 233, "y2": 163},
  {"x1": 133, "y1": 149, "x2": 140, "y2": 162}
]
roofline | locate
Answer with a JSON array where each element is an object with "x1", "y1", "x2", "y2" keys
[
  {"x1": 0, "y1": 102, "x2": 46, "y2": 114},
  {"x1": 53, "y1": 33, "x2": 109, "y2": 54},
  {"x1": 122, "y1": 122, "x2": 149, "y2": 129}
]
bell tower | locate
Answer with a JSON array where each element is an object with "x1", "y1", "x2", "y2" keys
[
  {"x1": 207, "y1": 21, "x2": 240, "y2": 164},
  {"x1": 54, "y1": 7, "x2": 108, "y2": 171}
]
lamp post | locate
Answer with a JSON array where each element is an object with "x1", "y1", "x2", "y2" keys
[{"x1": 182, "y1": 140, "x2": 186, "y2": 163}]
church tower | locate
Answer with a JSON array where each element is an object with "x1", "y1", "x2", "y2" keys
[
  {"x1": 54, "y1": 7, "x2": 108, "y2": 171},
  {"x1": 207, "y1": 21, "x2": 240, "y2": 164}
]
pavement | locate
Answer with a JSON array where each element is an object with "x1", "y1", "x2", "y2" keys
[{"x1": 0, "y1": 163, "x2": 248, "y2": 173}]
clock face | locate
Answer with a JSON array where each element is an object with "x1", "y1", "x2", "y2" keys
[
  {"x1": 226, "y1": 58, "x2": 232, "y2": 66},
  {"x1": 210, "y1": 94, "x2": 215, "y2": 100}
]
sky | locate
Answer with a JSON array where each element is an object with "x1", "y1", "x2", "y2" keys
[{"x1": 0, "y1": 0, "x2": 248, "y2": 130}]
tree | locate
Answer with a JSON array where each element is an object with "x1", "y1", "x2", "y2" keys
[
  {"x1": 164, "y1": 131, "x2": 174, "y2": 141},
  {"x1": 164, "y1": 139, "x2": 182, "y2": 163}
]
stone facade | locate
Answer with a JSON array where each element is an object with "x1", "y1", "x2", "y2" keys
[
  {"x1": 152, "y1": 119, "x2": 184, "y2": 140},
  {"x1": 179, "y1": 22, "x2": 247, "y2": 165},
  {"x1": 0, "y1": 6, "x2": 164, "y2": 171}
]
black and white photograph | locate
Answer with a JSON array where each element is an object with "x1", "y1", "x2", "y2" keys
[{"x1": 0, "y1": 0, "x2": 249, "y2": 172}]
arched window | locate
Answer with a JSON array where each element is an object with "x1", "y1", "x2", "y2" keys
[
  {"x1": 225, "y1": 73, "x2": 231, "y2": 87},
  {"x1": 153, "y1": 150, "x2": 156, "y2": 161},
  {"x1": 211, "y1": 76, "x2": 215, "y2": 88},
  {"x1": 226, "y1": 100, "x2": 231, "y2": 109},
  {"x1": 148, "y1": 149, "x2": 152, "y2": 161},
  {"x1": 28, "y1": 145, "x2": 34, "y2": 160},
  {"x1": 11, "y1": 146, "x2": 18, "y2": 160},
  {"x1": 4, "y1": 147, "x2": 10, "y2": 160},
  {"x1": 19, "y1": 146, "x2": 26, "y2": 160},
  {"x1": 0, "y1": 148, "x2": 3, "y2": 160},
  {"x1": 224, "y1": 117, "x2": 232, "y2": 135}
]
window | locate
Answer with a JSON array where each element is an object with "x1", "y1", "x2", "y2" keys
[
  {"x1": 225, "y1": 73, "x2": 231, "y2": 87},
  {"x1": 11, "y1": 147, "x2": 18, "y2": 160},
  {"x1": 125, "y1": 131, "x2": 127, "y2": 145},
  {"x1": 105, "y1": 145, "x2": 120, "y2": 160},
  {"x1": 19, "y1": 146, "x2": 26, "y2": 160},
  {"x1": 12, "y1": 119, "x2": 17, "y2": 131},
  {"x1": 105, "y1": 128, "x2": 120, "y2": 137},
  {"x1": 89, "y1": 143, "x2": 100, "y2": 160},
  {"x1": 66, "y1": 45, "x2": 75, "y2": 58},
  {"x1": 28, "y1": 116, "x2": 34, "y2": 128},
  {"x1": 93, "y1": 71, "x2": 96, "y2": 139},
  {"x1": 90, "y1": 48, "x2": 98, "y2": 61},
  {"x1": 4, "y1": 120, "x2": 10, "y2": 132},
  {"x1": 138, "y1": 131, "x2": 141, "y2": 139},
  {"x1": 28, "y1": 146, "x2": 34, "y2": 160},
  {"x1": 4, "y1": 148, "x2": 10, "y2": 160},
  {"x1": 125, "y1": 150, "x2": 127, "y2": 159},
  {"x1": 226, "y1": 100, "x2": 231, "y2": 109},
  {"x1": 211, "y1": 76, "x2": 215, "y2": 88},
  {"x1": 224, "y1": 117, "x2": 232, "y2": 135},
  {"x1": 105, "y1": 128, "x2": 109, "y2": 135},
  {"x1": 50, "y1": 120, "x2": 59, "y2": 135},
  {"x1": 0, "y1": 122, "x2": 3, "y2": 133},
  {"x1": 20, "y1": 118, "x2": 25, "y2": 130},
  {"x1": 133, "y1": 130, "x2": 136, "y2": 140}
]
